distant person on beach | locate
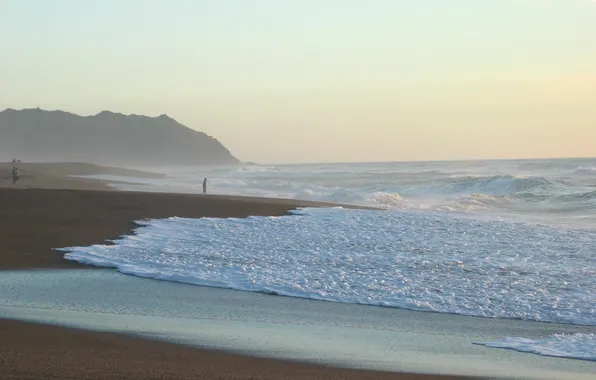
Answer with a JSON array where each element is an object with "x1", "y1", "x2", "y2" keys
[
  {"x1": 12, "y1": 165, "x2": 19, "y2": 184},
  {"x1": 203, "y1": 178, "x2": 207, "y2": 194}
]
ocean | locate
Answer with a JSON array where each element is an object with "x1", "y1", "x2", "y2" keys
[
  {"x1": 85, "y1": 157, "x2": 596, "y2": 228},
  {"x1": 66, "y1": 157, "x2": 596, "y2": 362}
]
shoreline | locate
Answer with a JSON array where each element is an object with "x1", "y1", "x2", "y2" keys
[
  {"x1": 0, "y1": 164, "x2": 473, "y2": 379},
  {"x1": 0, "y1": 318, "x2": 477, "y2": 380},
  {"x1": 1, "y1": 163, "x2": 591, "y2": 379},
  {"x1": 4, "y1": 268, "x2": 595, "y2": 380},
  {"x1": 0, "y1": 187, "x2": 351, "y2": 270}
]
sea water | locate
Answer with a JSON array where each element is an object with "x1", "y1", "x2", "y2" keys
[
  {"x1": 64, "y1": 158, "x2": 596, "y2": 361},
  {"x1": 83, "y1": 157, "x2": 596, "y2": 227},
  {"x1": 2, "y1": 269, "x2": 595, "y2": 379}
]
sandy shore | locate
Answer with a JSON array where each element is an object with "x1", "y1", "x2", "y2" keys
[
  {"x1": 0, "y1": 161, "x2": 163, "y2": 190},
  {"x1": 0, "y1": 163, "x2": 478, "y2": 379}
]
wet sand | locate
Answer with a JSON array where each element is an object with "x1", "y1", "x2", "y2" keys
[{"x1": 1, "y1": 318, "x2": 476, "y2": 380}]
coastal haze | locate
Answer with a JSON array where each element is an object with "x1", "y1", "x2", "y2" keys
[
  {"x1": 1, "y1": 0, "x2": 595, "y2": 164},
  {"x1": 1, "y1": 1, "x2": 596, "y2": 380}
]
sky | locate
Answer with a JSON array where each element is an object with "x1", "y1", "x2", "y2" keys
[{"x1": 1, "y1": 0, "x2": 595, "y2": 164}]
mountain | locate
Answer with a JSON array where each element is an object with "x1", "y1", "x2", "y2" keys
[{"x1": 0, "y1": 108, "x2": 239, "y2": 165}]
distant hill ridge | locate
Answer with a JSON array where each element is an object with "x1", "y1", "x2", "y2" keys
[{"x1": 0, "y1": 108, "x2": 239, "y2": 165}]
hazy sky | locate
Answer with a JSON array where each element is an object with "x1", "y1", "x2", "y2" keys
[{"x1": 1, "y1": 0, "x2": 595, "y2": 164}]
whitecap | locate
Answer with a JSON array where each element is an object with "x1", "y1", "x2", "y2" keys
[{"x1": 476, "y1": 333, "x2": 596, "y2": 361}]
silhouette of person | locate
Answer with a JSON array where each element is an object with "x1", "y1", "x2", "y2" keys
[
  {"x1": 12, "y1": 165, "x2": 19, "y2": 184},
  {"x1": 203, "y1": 178, "x2": 207, "y2": 195}
]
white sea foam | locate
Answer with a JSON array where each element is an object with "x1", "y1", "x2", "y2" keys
[
  {"x1": 476, "y1": 334, "x2": 596, "y2": 362},
  {"x1": 236, "y1": 165, "x2": 280, "y2": 173},
  {"x1": 371, "y1": 192, "x2": 404, "y2": 207},
  {"x1": 58, "y1": 207, "x2": 596, "y2": 327}
]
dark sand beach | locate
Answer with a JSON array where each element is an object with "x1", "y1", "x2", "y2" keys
[{"x1": 0, "y1": 163, "x2": 476, "y2": 380}]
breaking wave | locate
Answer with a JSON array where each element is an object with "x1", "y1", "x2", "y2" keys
[
  {"x1": 574, "y1": 167, "x2": 596, "y2": 175},
  {"x1": 445, "y1": 175, "x2": 556, "y2": 196},
  {"x1": 100, "y1": 159, "x2": 596, "y2": 227}
]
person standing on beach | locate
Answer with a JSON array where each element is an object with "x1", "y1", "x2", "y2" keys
[
  {"x1": 12, "y1": 165, "x2": 19, "y2": 184},
  {"x1": 203, "y1": 178, "x2": 207, "y2": 195}
]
